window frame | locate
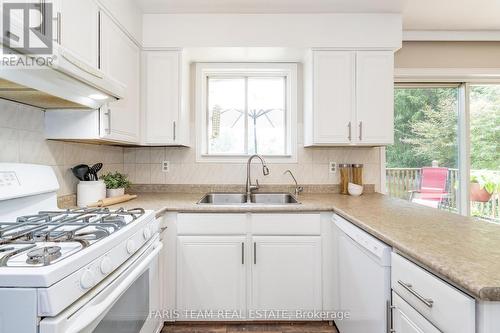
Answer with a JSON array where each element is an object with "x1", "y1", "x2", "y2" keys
[{"x1": 195, "y1": 63, "x2": 297, "y2": 163}]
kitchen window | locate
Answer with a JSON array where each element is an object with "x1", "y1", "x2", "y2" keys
[{"x1": 196, "y1": 63, "x2": 297, "y2": 162}]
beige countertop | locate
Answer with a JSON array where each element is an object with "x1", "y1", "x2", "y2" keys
[{"x1": 110, "y1": 192, "x2": 500, "y2": 301}]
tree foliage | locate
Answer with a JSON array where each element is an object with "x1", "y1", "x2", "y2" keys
[
  {"x1": 387, "y1": 86, "x2": 499, "y2": 171},
  {"x1": 470, "y1": 86, "x2": 500, "y2": 170},
  {"x1": 387, "y1": 88, "x2": 458, "y2": 168}
]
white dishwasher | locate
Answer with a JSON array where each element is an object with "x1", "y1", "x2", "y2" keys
[{"x1": 333, "y1": 214, "x2": 391, "y2": 333}]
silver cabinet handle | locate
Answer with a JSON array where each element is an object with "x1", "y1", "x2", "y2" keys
[
  {"x1": 253, "y1": 242, "x2": 256, "y2": 264},
  {"x1": 104, "y1": 108, "x2": 111, "y2": 135},
  {"x1": 241, "y1": 242, "x2": 244, "y2": 265},
  {"x1": 173, "y1": 121, "x2": 176, "y2": 141},
  {"x1": 397, "y1": 280, "x2": 434, "y2": 308},
  {"x1": 359, "y1": 121, "x2": 363, "y2": 141},
  {"x1": 347, "y1": 122, "x2": 352, "y2": 141},
  {"x1": 387, "y1": 301, "x2": 395, "y2": 333}
]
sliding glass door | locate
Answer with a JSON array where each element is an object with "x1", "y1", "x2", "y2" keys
[
  {"x1": 469, "y1": 85, "x2": 500, "y2": 221},
  {"x1": 386, "y1": 83, "x2": 499, "y2": 222},
  {"x1": 386, "y1": 85, "x2": 461, "y2": 213}
]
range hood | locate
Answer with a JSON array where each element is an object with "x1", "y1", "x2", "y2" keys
[{"x1": 0, "y1": 47, "x2": 125, "y2": 109}]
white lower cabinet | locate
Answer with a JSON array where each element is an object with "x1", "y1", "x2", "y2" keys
[
  {"x1": 392, "y1": 292, "x2": 440, "y2": 333},
  {"x1": 391, "y1": 253, "x2": 475, "y2": 333},
  {"x1": 176, "y1": 236, "x2": 247, "y2": 318},
  {"x1": 251, "y1": 236, "x2": 322, "y2": 313},
  {"x1": 174, "y1": 213, "x2": 323, "y2": 320}
]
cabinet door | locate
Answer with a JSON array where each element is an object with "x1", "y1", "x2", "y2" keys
[
  {"x1": 355, "y1": 51, "x2": 394, "y2": 145},
  {"x1": 392, "y1": 292, "x2": 441, "y2": 333},
  {"x1": 59, "y1": 0, "x2": 99, "y2": 69},
  {"x1": 143, "y1": 51, "x2": 180, "y2": 145},
  {"x1": 177, "y1": 236, "x2": 247, "y2": 317},
  {"x1": 312, "y1": 51, "x2": 355, "y2": 145},
  {"x1": 251, "y1": 236, "x2": 322, "y2": 314},
  {"x1": 99, "y1": 12, "x2": 140, "y2": 143}
]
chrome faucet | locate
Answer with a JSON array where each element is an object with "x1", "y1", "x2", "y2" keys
[
  {"x1": 283, "y1": 169, "x2": 303, "y2": 196},
  {"x1": 246, "y1": 154, "x2": 270, "y2": 201}
]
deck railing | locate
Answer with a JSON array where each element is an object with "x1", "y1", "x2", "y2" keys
[{"x1": 386, "y1": 168, "x2": 499, "y2": 222}]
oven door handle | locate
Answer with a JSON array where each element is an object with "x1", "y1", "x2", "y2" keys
[{"x1": 64, "y1": 242, "x2": 162, "y2": 333}]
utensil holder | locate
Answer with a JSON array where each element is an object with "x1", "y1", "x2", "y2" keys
[{"x1": 77, "y1": 180, "x2": 106, "y2": 207}]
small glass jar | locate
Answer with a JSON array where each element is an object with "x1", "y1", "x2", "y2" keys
[
  {"x1": 351, "y1": 164, "x2": 363, "y2": 186},
  {"x1": 339, "y1": 164, "x2": 351, "y2": 195}
]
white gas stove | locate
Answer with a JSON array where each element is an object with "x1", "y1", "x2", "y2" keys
[{"x1": 0, "y1": 163, "x2": 163, "y2": 333}]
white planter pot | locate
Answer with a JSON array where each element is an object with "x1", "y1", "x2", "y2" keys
[
  {"x1": 107, "y1": 188, "x2": 125, "y2": 198},
  {"x1": 77, "y1": 180, "x2": 106, "y2": 207}
]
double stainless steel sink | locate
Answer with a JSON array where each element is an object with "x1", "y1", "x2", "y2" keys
[{"x1": 197, "y1": 192, "x2": 300, "y2": 205}]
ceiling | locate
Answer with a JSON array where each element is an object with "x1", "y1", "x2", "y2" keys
[{"x1": 135, "y1": 0, "x2": 500, "y2": 30}]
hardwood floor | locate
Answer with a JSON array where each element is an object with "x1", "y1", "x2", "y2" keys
[{"x1": 161, "y1": 322, "x2": 338, "y2": 333}]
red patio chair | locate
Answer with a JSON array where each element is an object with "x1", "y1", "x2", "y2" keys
[{"x1": 409, "y1": 167, "x2": 450, "y2": 208}]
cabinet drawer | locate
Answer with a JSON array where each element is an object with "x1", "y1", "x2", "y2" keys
[
  {"x1": 392, "y1": 292, "x2": 440, "y2": 333},
  {"x1": 177, "y1": 214, "x2": 246, "y2": 235},
  {"x1": 391, "y1": 253, "x2": 475, "y2": 333},
  {"x1": 251, "y1": 214, "x2": 320, "y2": 235}
]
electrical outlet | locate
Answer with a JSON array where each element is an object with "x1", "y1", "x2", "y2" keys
[
  {"x1": 329, "y1": 162, "x2": 337, "y2": 174},
  {"x1": 162, "y1": 161, "x2": 170, "y2": 173}
]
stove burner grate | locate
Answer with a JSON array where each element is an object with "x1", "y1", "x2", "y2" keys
[{"x1": 26, "y1": 246, "x2": 62, "y2": 265}]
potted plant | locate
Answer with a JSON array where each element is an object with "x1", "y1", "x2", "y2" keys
[
  {"x1": 470, "y1": 171, "x2": 499, "y2": 202},
  {"x1": 100, "y1": 172, "x2": 131, "y2": 198}
]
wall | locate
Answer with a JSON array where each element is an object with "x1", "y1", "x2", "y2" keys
[
  {"x1": 142, "y1": 13, "x2": 402, "y2": 49},
  {"x1": 395, "y1": 41, "x2": 500, "y2": 68},
  {"x1": 0, "y1": 99, "x2": 124, "y2": 196}
]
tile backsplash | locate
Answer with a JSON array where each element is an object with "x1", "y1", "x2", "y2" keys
[
  {"x1": 123, "y1": 145, "x2": 383, "y2": 191},
  {"x1": 0, "y1": 99, "x2": 124, "y2": 196},
  {"x1": 0, "y1": 98, "x2": 383, "y2": 196}
]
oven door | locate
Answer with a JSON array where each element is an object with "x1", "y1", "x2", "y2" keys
[{"x1": 39, "y1": 236, "x2": 163, "y2": 333}]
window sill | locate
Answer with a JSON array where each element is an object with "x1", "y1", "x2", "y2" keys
[{"x1": 196, "y1": 154, "x2": 297, "y2": 164}]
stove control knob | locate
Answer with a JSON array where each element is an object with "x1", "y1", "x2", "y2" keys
[
  {"x1": 100, "y1": 257, "x2": 113, "y2": 275},
  {"x1": 143, "y1": 227, "x2": 152, "y2": 240},
  {"x1": 126, "y1": 239, "x2": 137, "y2": 254},
  {"x1": 80, "y1": 269, "x2": 95, "y2": 290}
]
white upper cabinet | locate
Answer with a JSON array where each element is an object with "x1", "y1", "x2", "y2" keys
[
  {"x1": 99, "y1": 11, "x2": 140, "y2": 143},
  {"x1": 304, "y1": 49, "x2": 394, "y2": 146},
  {"x1": 310, "y1": 51, "x2": 355, "y2": 145},
  {"x1": 356, "y1": 51, "x2": 394, "y2": 145},
  {"x1": 142, "y1": 50, "x2": 189, "y2": 146},
  {"x1": 57, "y1": 0, "x2": 99, "y2": 70}
]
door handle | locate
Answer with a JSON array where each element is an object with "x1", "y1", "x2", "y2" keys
[
  {"x1": 173, "y1": 121, "x2": 176, "y2": 141},
  {"x1": 397, "y1": 280, "x2": 434, "y2": 308},
  {"x1": 359, "y1": 121, "x2": 363, "y2": 141},
  {"x1": 104, "y1": 108, "x2": 111, "y2": 135},
  {"x1": 347, "y1": 122, "x2": 352, "y2": 141},
  {"x1": 387, "y1": 300, "x2": 395, "y2": 333},
  {"x1": 253, "y1": 242, "x2": 256, "y2": 264},
  {"x1": 241, "y1": 242, "x2": 244, "y2": 265}
]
